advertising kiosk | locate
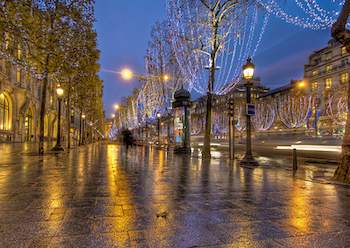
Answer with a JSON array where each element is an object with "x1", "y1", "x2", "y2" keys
[{"x1": 172, "y1": 87, "x2": 191, "y2": 154}]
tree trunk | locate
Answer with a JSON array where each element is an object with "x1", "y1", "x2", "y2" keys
[
  {"x1": 334, "y1": 80, "x2": 350, "y2": 183},
  {"x1": 203, "y1": 92, "x2": 213, "y2": 158},
  {"x1": 202, "y1": 21, "x2": 219, "y2": 159},
  {"x1": 38, "y1": 54, "x2": 50, "y2": 154}
]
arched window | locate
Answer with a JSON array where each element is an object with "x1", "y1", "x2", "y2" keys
[{"x1": 0, "y1": 93, "x2": 10, "y2": 131}]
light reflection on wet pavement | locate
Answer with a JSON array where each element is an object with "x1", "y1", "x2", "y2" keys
[{"x1": 0, "y1": 143, "x2": 350, "y2": 247}]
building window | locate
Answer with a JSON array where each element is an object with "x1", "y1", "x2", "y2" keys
[
  {"x1": 325, "y1": 78, "x2": 332, "y2": 89},
  {"x1": 341, "y1": 59, "x2": 348, "y2": 66},
  {"x1": 312, "y1": 70, "x2": 318, "y2": 76},
  {"x1": 312, "y1": 82, "x2": 318, "y2": 91},
  {"x1": 342, "y1": 46, "x2": 347, "y2": 56},
  {"x1": 340, "y1": 72, "x2": 349, "y2": 84},
  {"x1": 17, "y1": 44, "x2": 22, "y2": 60},
  {"x1": 16, "y1": 68, "x2": 21, "y2": 82},
  {"x1": 325, "y1": 52, "x2": 332, "y2": 60},
  {"x1": 0, "y1": 93, "x2": 10, "y2": 131},
  {"x1": 326, "y1": 65, "x2": 332, "y2": 72}
]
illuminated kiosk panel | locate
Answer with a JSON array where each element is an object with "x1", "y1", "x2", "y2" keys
[{"x1": 172, "y1": 88, "x2": 191, "y2": 154}]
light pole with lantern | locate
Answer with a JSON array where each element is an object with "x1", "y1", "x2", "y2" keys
[
  {"x1": 240, "y1": 58, "x2": 258, "y2": 167},
  {"x1": 52, "y1": 85, "x2": 64, "y2": 151},
  {"x1": 82, "y1": 113, "x2": 86, "y2": 144},
  {"x1": 157, "y1": 112, "x2": 161, "y2": 146}
]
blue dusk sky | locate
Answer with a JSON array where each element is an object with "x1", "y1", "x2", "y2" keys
[{"x1": 94, "y1": 1, "x2": 331, "y2": 117}]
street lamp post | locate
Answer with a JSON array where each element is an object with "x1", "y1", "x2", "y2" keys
[
  {"x1": 157, "y1": 112, "x2": 161, "y2": 146},
  {"x1": 82, "y1": 114, "x2": 86, "y2": 144},
  {"x1": 240, "y1": 58, "x2": 258, "y2": 167},
  {"x1": 52, "y1": 85, "x2": 64, "y2": 151}
]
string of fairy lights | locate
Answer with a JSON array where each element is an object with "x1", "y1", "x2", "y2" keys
[
  {"x1": 167, "y1": 0, "x2": 269, "y2": 96},
  {"x1": 117, "y1": 0, "x2": 347, "y2": 132},
  {"x1": 256, "y1": 0, "x2": 343, "y2": 30}
]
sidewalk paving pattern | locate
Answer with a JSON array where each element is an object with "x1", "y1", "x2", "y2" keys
[{"x1": 0, "y1": 143, "x2": 350, "y2": 247}]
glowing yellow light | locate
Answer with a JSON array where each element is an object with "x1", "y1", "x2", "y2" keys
[
  {"x1": 163, "y1": 74, "x2": 170, "y2": 82},
  {"x1": 242, "y1": 58, "x2": 255, "y2": 80},
  {"x1": 120, "y1": 68, "x2": 133, "y2": 80},
  {"x1": 111, "y1": 114, "x2": 115, "y2": 118},
  {"x1": 114, "y1": 104, "x2": 120, "y2": 110},
  {"x1": 298, "y1": 81, "x2": 306, "y2": 89},
  {"x1": 82, "y1": 114, "x2": 86, "y2": 119},
  {"x1": 56, "y1": 87, "x2": 64, "y2": 97}
]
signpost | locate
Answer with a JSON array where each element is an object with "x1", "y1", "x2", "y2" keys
[{"x1": 246, "y1": 103, "x2": 256, "y2": 116}]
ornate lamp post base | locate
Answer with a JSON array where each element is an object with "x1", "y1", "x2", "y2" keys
[
  {"x1": 174, "y1": 147, "x2": 191, "y2": 154},
  {"x1": 239, "y1": 155, "x2": 259, "y2": 167},
  {"x1": 52, "y1": 145, "x2": 64, "y2": 152}
]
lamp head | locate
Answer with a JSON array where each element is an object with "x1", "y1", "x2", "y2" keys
[
  {"x1": 56, "y1": 85, "x2": 64, "y2": 97},
  {"x1": 297, "y1": 80, "x2": 306, "y2": 89},
  {"x1": 243, "y1": 57, "x2": 255, "y2": 80},
  {"x1": 120, "y1": 68, "x2": 133, "y2": 80},
  {"x1": 163, "y1": 74, "x2": 170, "y2": 82}
]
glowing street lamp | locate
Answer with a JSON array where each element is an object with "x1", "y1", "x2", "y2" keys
[
  {"x1": 242, "y1": 58, "x2": 255, "y2": 80},
  {"x1": 163, "y1": 74, "x2": 170, "y2": 82},
  {"x1": 120, "y1": 68, "x2": 133, "y2": 81},
  {"x1": 52, "y1": 85, "x2": 64, "y2": 151},
  {"x1": 114, "y1": 104, "x2": 120, "y2": 111},
  {"x1": 111, "y1": 114, "x2": 115, "y2": 118},
  {"x1": 80, "y1": 113, "x2": 86, "y2": 145},
  {"x1": 157, "y1": 113, "x2": 161, "y2": 146},
  {"x1": 297, "y1": 80, "x2": 306, "y2": 89},
  {"x1": 240, "y1": 58, "x2": 258, "y2": 167},
  {"x1": 119, "y1": 67, "x2": 170, "y2": 83}
]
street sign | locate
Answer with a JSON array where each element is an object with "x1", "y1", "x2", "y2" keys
[{"x1": 246, "y1": 104, "x2": 255, "y2": 116}]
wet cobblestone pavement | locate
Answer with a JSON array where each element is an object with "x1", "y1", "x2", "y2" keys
[{"x1": 1, "y1": 143, "x2": 350, "y2": 247}]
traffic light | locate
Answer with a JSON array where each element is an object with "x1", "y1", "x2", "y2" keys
[{"x1": 227, "y1": 98, "x2": 235, "y2": 116}]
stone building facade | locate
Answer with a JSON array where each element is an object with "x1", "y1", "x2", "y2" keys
[{"x1": 0, "y1": 57, "x2": 65, "y2": 143}]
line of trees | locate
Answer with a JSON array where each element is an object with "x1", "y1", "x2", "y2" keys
[{"x1": 0, "y1": 0, "x2": 104, "y2": 153}]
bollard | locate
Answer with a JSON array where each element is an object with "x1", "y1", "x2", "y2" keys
[{"x1": 293, "y1": 148, "x2": 298, "y2": 172}]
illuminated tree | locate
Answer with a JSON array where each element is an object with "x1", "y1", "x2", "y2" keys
[
  {"x1": 167, "y1": 0, "x2": 268, "y2": 158},
  {"x1": 144, "y1": 21, "x2": 186, "y2": 119},
  {"x1": 0, "y1": 0, "x2": 97, "y2": 153},
  {"x1": 252, "y1": 102, "x2": 275, "y2": 131},
  {"x1": 325, "y1": 86, "x2": 348, "y2": 127},
  {"x1": 275, "y1": 94, "x2": 313, "y2": 129}
]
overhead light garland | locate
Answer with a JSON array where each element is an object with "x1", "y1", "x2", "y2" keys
[
  {"x1": 257, "y1": 0, "x2": 344, "y2": 30},
  {"x1": 167, "y1": 0, "x2": 269, "y2": 96}
]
